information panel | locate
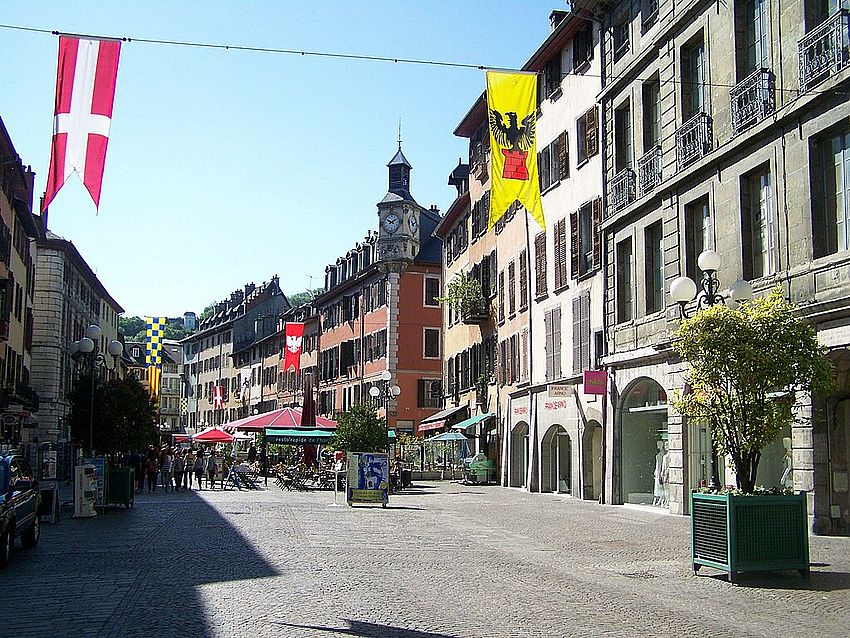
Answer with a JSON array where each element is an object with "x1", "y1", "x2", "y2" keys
[{"x1": 346, "y1": 452, "x2": 389, "y2": 507}]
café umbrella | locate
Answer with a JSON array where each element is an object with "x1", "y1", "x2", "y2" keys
[{"x1": 191, "y1": 426, "x2": 234, "y2": 444}]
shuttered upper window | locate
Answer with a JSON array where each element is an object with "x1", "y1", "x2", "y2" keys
[
  {"x1": 544, "y1": 307, "x2": 562, "y2": 381},
  {"x1": 576, "y1": 107, "x2": 599, "y2": 165},
  {"x1": 554, "y1": 218, "x2": 568, "y2": 291},
  {"x1": 534, "y1": 232, "x2": 547, "y2": 298},
  {"x1": 572, "y1": 293, "x2": 591, "y2": 375},
  {"x1": 571, "y1": 198, "x2": 602, "y2": 279},
  {"x1": 519, "y1": 250, "x2": 528, "y2": 310}
]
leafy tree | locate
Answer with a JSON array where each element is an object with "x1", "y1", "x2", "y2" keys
[
  {"x1": 199, "y1": 303, "x2": 215, "y2": 323},
  {"x1": 326, "y1": 403, "x2": 389, "y2": 453},
  {"x1": 118, "y1": 315, "x2": 146, "y2": 340},
  {"x1": 68, "y1": 373, "x2": 158, "y2": 454},
  {"x1": 287, "y1": 288, "x2": 325, "y2": 308},
  {"x1": 674, "y1": 289, "x2": 834, "y2": 493}
]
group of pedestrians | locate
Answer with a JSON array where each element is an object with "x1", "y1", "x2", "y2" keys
[{"x1": 126, "y1": 447, "x2": 220, "y2": 493}]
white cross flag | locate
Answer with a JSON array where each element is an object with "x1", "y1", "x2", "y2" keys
[{"x1": 42, "y1": 36, "x2": 121, "y2": 212}]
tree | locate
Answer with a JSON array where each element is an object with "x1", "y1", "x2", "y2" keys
[
  {"x1": 68, "y1": 373, "x2": 158, "y2": 453},
  {"x1": 198, "y1": 303, "x2": 215, "y2": 323},
  {"x1": 326, "y1": 403, "x2": 389, "y2": 453},
  {"x1": 287, "y1": 288, "x2": 325, "y2": 308},
  {"x1": 673, "y1": 289, "x2": 834, "y2": 493},
  {"x1": 118, "y1": 315, "x2": 146, "y2": 340}
]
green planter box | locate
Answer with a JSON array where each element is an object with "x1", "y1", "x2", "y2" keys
[
  {"x1": 106, "y1": 467, "x2": 135, "y2": 508},
  {"x1": 691, "y1": 491, "x2": 809, "y2": 582}
]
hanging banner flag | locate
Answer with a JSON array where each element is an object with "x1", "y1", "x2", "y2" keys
[
  {"x1": 149, "y1": 366, "x2": 161, "y2": 399},
  {"x1": 486, "y1": 70, "x2": 544, "y2": 230},
  {"x1": 145, "y1": 316, "x2": 167, "y2": 398},
  {"x1": 42, "y1": 36, "x2": 121, "y2": 212},
  {"x1": 213, "y1": 384, "x2": 224, "y2": 410},
  {"x1": 283, "y1": 322, "x2": 305, "y2": 373}
]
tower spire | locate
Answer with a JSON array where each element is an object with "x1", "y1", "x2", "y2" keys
[{"x1": 398, "y1": 117, "x2": 402, "y2": 150}]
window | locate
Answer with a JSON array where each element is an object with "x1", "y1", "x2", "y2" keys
[
  {"x1": 642, "y1": 76, "x2": 661, "y2": 152},
  {"x1": 519, "y1": 250, "x2": 528, "y2": 310},
  {"x1": 572, "y1": 293, "x2": 591, "y2": 374},
  {"x1": 573, "y1": 23, "x2": 594, "y2": 69},
  {"x1": 681, "y1": 34, "x2": 706, "y2": 120},
  {"x1": 571, "y1": 199, "x2": 602, "y2": 278},
  {"x1": 417, "y1": 379, "x2": 441, "y2": 408},
  {"x1": 498, "y1": 270, "x2": 505, "y2": 322},
  {"x1": 576, "y1": 107, "x2": 599, "y2": 165},
  {"x1": 541, "y1": 53, "x2": 563, "y2": 100},
  {"x1": 685, "y1": 197, "x2": 711, "y2": 282},
  {"x1": 424, "y1": 277, "x2": 440, "y2": 306},
  {"x1": 614, "y1": 100, "x2": 633, "y2": 172},
  {"x1": 641, "y1": 0, "x2": 659, "y2": 30},
  {"x1": 735, "y1": 0, "x2": 770, "y2": 81},
  {"x1": 613, "y1": 13, "x2": 630, "y2": 61},
  {"x1": 812, "y1": 127, "x2": 850, "y2": 258},
  {"x1": 741, "y1": 165, "x2": 775, "y2": 279},
  {"x1": 544, "y1": 306, "x2": 562, "y2": 381},
  {"x1": 644, "y1": 221, "x2": 665, "y2": 314},
  {"x1": 508, "y1": 261, "x2": 516, "y2": 316},
  {"x1": 534, "y1": 232, "x2": 548, "y2": 297},
  {"x1": 554, "y1": 218, "x2": 568, "y2": 290},
  {"x1": 616, "y1": 238, "x2": 634, "y2": 323},
  {"x1": 538, "y1": 139, "x2": 558, "y2": 191}
]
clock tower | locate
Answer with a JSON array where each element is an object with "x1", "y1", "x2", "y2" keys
[{"x1": 377, "y1": 144, "x2": 421, "y2": 271}]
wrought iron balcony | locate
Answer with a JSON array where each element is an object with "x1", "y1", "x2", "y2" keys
[
  {"x1": 798, "y1": 10, "x2": 850, "y2": 92},
  {"x1": 637, "y1": 146, "x2": 662, "y2": 196},
  {"x1": 609, "y1": 167, "x2": 636, "y2": 213},
  {"x1": 676, "y1": 112, "x2": 713, "y2": 171},
  {"x1": 730, "y1": 68, "x2": 775, "y2": 134}
]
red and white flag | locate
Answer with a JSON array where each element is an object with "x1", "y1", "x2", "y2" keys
[
  {"x1": 42, "y1": 36, "x2": 121, "y2": 212},
  {"x1": 284, "y1": 322, "x2": 305, "y2": 373},
  {"x1": 213, "y1": 384, "x2": 224, "y2": 410}
]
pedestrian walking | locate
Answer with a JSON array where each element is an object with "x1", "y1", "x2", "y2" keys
[
  {"x1": 193, "y1": 449, "x2": 206, "y2": 490},
  {"x1": 172, "y1": 452, "x2": 184, "y2": 492},
  {"x1": 145, "y1": 455, "x2": 158, "y2": 493},
  {"x1": 160, "y1": 449, "x2": 173, "y2": 492},
  {"x1": 206, "y1": 452, "x2": 217, "y2": 490},
  {"x1": 184, "y1": 450, "x2": 195, "y2": 490}
]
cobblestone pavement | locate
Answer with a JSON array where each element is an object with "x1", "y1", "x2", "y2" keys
[{"x1": 4, "y1": 481, "x2": 849, "y2": 638}]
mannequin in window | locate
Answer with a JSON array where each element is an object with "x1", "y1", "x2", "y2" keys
[
  {"x1": 653, "y1": 440, "x2": 666, "y2": 505},
  {"x1": 660, "y1": 444, "x2": 671, "y2": 507},
  {"x1": 780, "y1": 437, "x2": 793, "y2": 489}
]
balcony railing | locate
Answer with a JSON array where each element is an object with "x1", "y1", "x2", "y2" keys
[
  {"x1": 609, "y1": 168, "x2": 636, "y2": 213},
  {"x1": 730, "y1": 68, "x2": 775, "y2": 134},
  {"x1": 676, "y1": 112, "x2": 713, "y2": 171},
  {"x1": 637, "y1": 146, "x2": 662, "y2": 196},
  {"x1": 461, "y1": 298, "x2": 490, "y2": 325},
  {"x1": 798, "y1": 9, "x2": 850, "y2": 92}
]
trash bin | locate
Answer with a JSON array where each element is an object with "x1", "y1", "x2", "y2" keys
[
  {"x1": 106, "y1": 467, "x2": 135, "y2": 508},
  {"x1": 400, "y1": 468, "x2": 412, "y2": 489}
]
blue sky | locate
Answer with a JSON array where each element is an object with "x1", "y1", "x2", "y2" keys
[{"x1": 1, "y1": 1, "x2": 564, "y2": 317}]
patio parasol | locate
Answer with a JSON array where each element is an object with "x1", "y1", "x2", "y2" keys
[
  {"x1": 192, "y1": 426, "x2": 234, "y2": 443},
  {"x1": 222, "y1": 406, "x2": 336, "y2": 432}
]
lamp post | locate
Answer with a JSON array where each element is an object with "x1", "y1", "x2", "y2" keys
[
  {"x1": 70, "y1": 324, "x2": 123, "y2": 457},
  {"x1": 669, "y1": 250, "x2": 754, "y2": 489},
  {"x1": 369, "y1": 370, "x2": 401, "y2": 415}
]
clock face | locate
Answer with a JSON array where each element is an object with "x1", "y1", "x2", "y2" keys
[
  {"x1": 383, "y1": 213, "x2": 401, "y2": 234},
  {"x1": 409, "y1": 215, "x2": 418, "y2": 233}
]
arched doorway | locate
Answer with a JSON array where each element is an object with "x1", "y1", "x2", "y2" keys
[
  {"x1": 582, "y1": 420, "x2": 602, "y2": 500},
  {"x1": 814, "y1": 349, "x2": 850, "y2": 535},
  {"x1": 509, "y1": 421, "x2": 529, "y2": 487},
  {"x1": 619, "y1": 378, "x2": 668, "y2": 507},
  {"x1": 540, "y1": 425, "x2": 571, "y2": 493}
]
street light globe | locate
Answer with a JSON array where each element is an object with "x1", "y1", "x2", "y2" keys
[
  {"x1": 670, "y1": 276, "x2": 698, "y2": 304},
  {"x1": 85, "y1": 324, "x2": 103, "y2": 341},
  {"x1": 369, "y1": 386, "x2": 381, "y2": 398},
  {"x1": 728, "y1": 279, "x2": 754, "y2": 303},
  {"x1": 69, "y1": 340, "x2": 80, "y2": 354},
  {"x1": 107, "y1": 340, "x2": 124, "y2": 357},
  {"x1": 380, "y1": 370, "x2": 392, "y2": 382},
  {"x1": 390, "y1": 385, "x2": 402, "y2": 397},
  {"x1": 78, "y1": 337, "x2": 95, "y2": 353},
  {"x1": 697, "y1": 250, "x2": 722, "y2": 273}
]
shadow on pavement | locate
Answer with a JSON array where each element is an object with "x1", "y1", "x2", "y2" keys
[
  {"x1": 276, "y1": 620, "x2": 462, "y2": 638},
  {"x1": 4, "y1": 488, "x2": 278, "y2": 638},
  {"x1": 730, "y1": 570, "x2": 850, "y2": 591}
]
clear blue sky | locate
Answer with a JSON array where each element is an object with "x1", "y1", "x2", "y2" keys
[{"x1": 1, "y1": 1, "x2": 564, "y2": 318}]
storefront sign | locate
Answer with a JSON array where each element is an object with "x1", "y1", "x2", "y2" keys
[
  {"x1": 549, "y1": 384, "x2": 571, "y2": 397},
  {"x1": 583, "y1": 370, "x2": 608, "y2": 395},
  {"x1": 512, "y1": 405, "x2": 528, "y2": 416},
  {"x1": 347, "y1": 452, "x2": 389, "y2": 506},
  {"x1": 544, "y1": 399, "x2": 568, "y2": 411}
]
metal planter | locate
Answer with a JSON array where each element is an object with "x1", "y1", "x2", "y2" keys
[{"x1": 690, "y1": 491, "x2": 809, "y2": 582}]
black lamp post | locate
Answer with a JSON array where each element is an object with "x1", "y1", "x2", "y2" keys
[
  {"x1": 669, "y1": 250, "x2": 754, "y2": 489},
  {"x1": 70, "y1": 324, "x2": 123, "y2": 456},
  {"x1": 369, "y1": 370, "x2": 401, "y2": 412}
]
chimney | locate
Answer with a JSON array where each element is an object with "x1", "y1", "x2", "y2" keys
[
  {"x1": 550, "y1": 9, "x2": 568, "y2": 30},
  {"x1": 244, "y1": 282, "x2": 256, "y2": 299}
]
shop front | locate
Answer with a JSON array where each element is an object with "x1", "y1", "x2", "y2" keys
[
  {"x1": 619, "y1": 377, "x2": 669, "y2": 508},
  {"x1": 506, "y1": 397, "x2": 529, "y2": 488}
]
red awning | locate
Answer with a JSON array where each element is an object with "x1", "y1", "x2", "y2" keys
[
  {"x1": 418, "y1": 419, "x2": 445, "y2": 432},
  {"x1": 224, "y1": 407, "x2": 336, "y2": 432},
  {"x1": 192, "y1": 426, "x2": 234, "y2": 443}
]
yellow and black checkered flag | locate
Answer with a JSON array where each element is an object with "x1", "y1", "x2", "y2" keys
[{"x1": 146, "y1": 316, "x2": 167, "y2": 397}]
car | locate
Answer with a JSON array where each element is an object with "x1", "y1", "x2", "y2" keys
[{"x1": 0, "y1": 454, "x2": 41, "y2": 567}]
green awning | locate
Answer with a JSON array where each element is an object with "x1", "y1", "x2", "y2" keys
[
  {"x1": 451, "y1": 412, "x2": 495, "y2": 431},
  {"x1": 264, "y1": 428, "x2": 335, "y2": 444}
]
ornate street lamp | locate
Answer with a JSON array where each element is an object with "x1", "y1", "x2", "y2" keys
[
  {"x1": 70, "y1": 324, "x2": 123, "y2": 456},
  {"x1": 369, "y1": 370, "x2": 401, "y2": 411},
  {"x1": 669, "y1": 250, "x2": 754, "y2": 489}
]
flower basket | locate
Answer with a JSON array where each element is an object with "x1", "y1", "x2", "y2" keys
[{"x1": 690, "y1": 491, "x2": 809, "y2": 582}]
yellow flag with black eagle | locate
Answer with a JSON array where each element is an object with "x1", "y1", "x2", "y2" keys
[{"x1": 486, "y1": 70, "x2": 545, "y2": 230}]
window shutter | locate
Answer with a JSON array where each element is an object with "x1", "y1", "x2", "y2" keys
[
  {"x1": 557, "y1": 131, "x2": 569, "y2": 180},
  {"x1": 592, "y1": 197, "x2": 602, "y2": 270},
  {"x1": 573, "y1": 297, "x2": 582, "y2": 375},
  {"x1": 519, "y1": 250, "x2": 528, "y2": 309},
  {"x1": 508, "y1": 262, "x2": 516, "y2": 316},
  {"x1": 521, "y1": 327, "x2": 529, "y2": 382},
  {"x1": 535, "y1": 232, "x2": 547, "y2": 296},
  {"x1": 570, "y1": 210, "x2": 580, "y2": 280},
  {"x1": 498, "y1": 271, "x2": 505, "y2": 322},
  {"x1": 544, "y1": 310, "x2": 553, "y2": 381},
  {"x1": 553, "y1": 306, "x2": 562, "y2": 379},
  {"x1": 417, "y1": 379, "x2": 426, "y2": 407},
  {"x1": 553, "y1": 220, "x2": 563, "y2": 290},
  {"x1": 586, "y1": 107, "x2": 599, "y2": 158},
  {"x1": 581, "y1": 293, "x2": 591, "y2": 371},
  {"x1": 489, "y1": 250, "x2": 497, "y2": 298}
]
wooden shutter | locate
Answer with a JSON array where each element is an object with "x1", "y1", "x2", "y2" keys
[
  {"x1": 519, "y1": 250, "x2": 528, "y2": 309},
  {"x1": 553, "y1": 219, "x2": 564, "y2": 290},
  {"x1": 535, "y1": 232, "x2": 547, "y2": 296},
  {"x1": 581, "y1": 293, "x2": 591, "y2": 371},
  {"x1": 521, "y1": 327, "x2": 529, "y2": 382},
  {"x1": 417, "y1": 379, "x2": 426, "y2": 408},
  {"x1": 498, "y1": 271, "x2": 505, "y2": 321},
  {"x1": 508, "y1": 262, "x2": 516, "y2": 316},
  {"x1": 572, "y1": 297, "x2": 582, "y2": 375},
  {"x1": 553, "y1": 306, "x2": 562, "y2": 379},
  {"x1": 489, "y1": 250, "x2": 497, "y2": 298},
  {"x1": 586, "y1": 107, "x2": 599, "y2": 158},
  {"x1": 570, "y1": 210, "x2": 580, "y2": 280},
  {"x1": 557, "y1": 131, "x2": 569, "y2": 180},
  {"x1": 592, "y1": 197, "x2": 602, "y2": 270},
  {"x1": 544, "y1": 310, "x2": 553, "y2": 381}
]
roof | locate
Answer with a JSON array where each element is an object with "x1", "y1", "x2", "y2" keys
[
  {"x1": 433, "y1": 191, "x2": 470, "y2": 239},
  {"x1": 387, "y1": 148, "x2": 412, "y2": 168}
]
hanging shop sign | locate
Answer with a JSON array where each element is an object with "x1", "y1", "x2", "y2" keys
[{"x1": 583, "y1": 370, "x2": 608, "y2": 395}]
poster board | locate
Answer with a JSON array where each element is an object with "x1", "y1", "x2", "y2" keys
[
  {"x1": 346, "y1": 452, "x2": 389, "y2": 507},
  {"x1": 81, "y1": 457, "x2": 106, "y2": 507}
]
